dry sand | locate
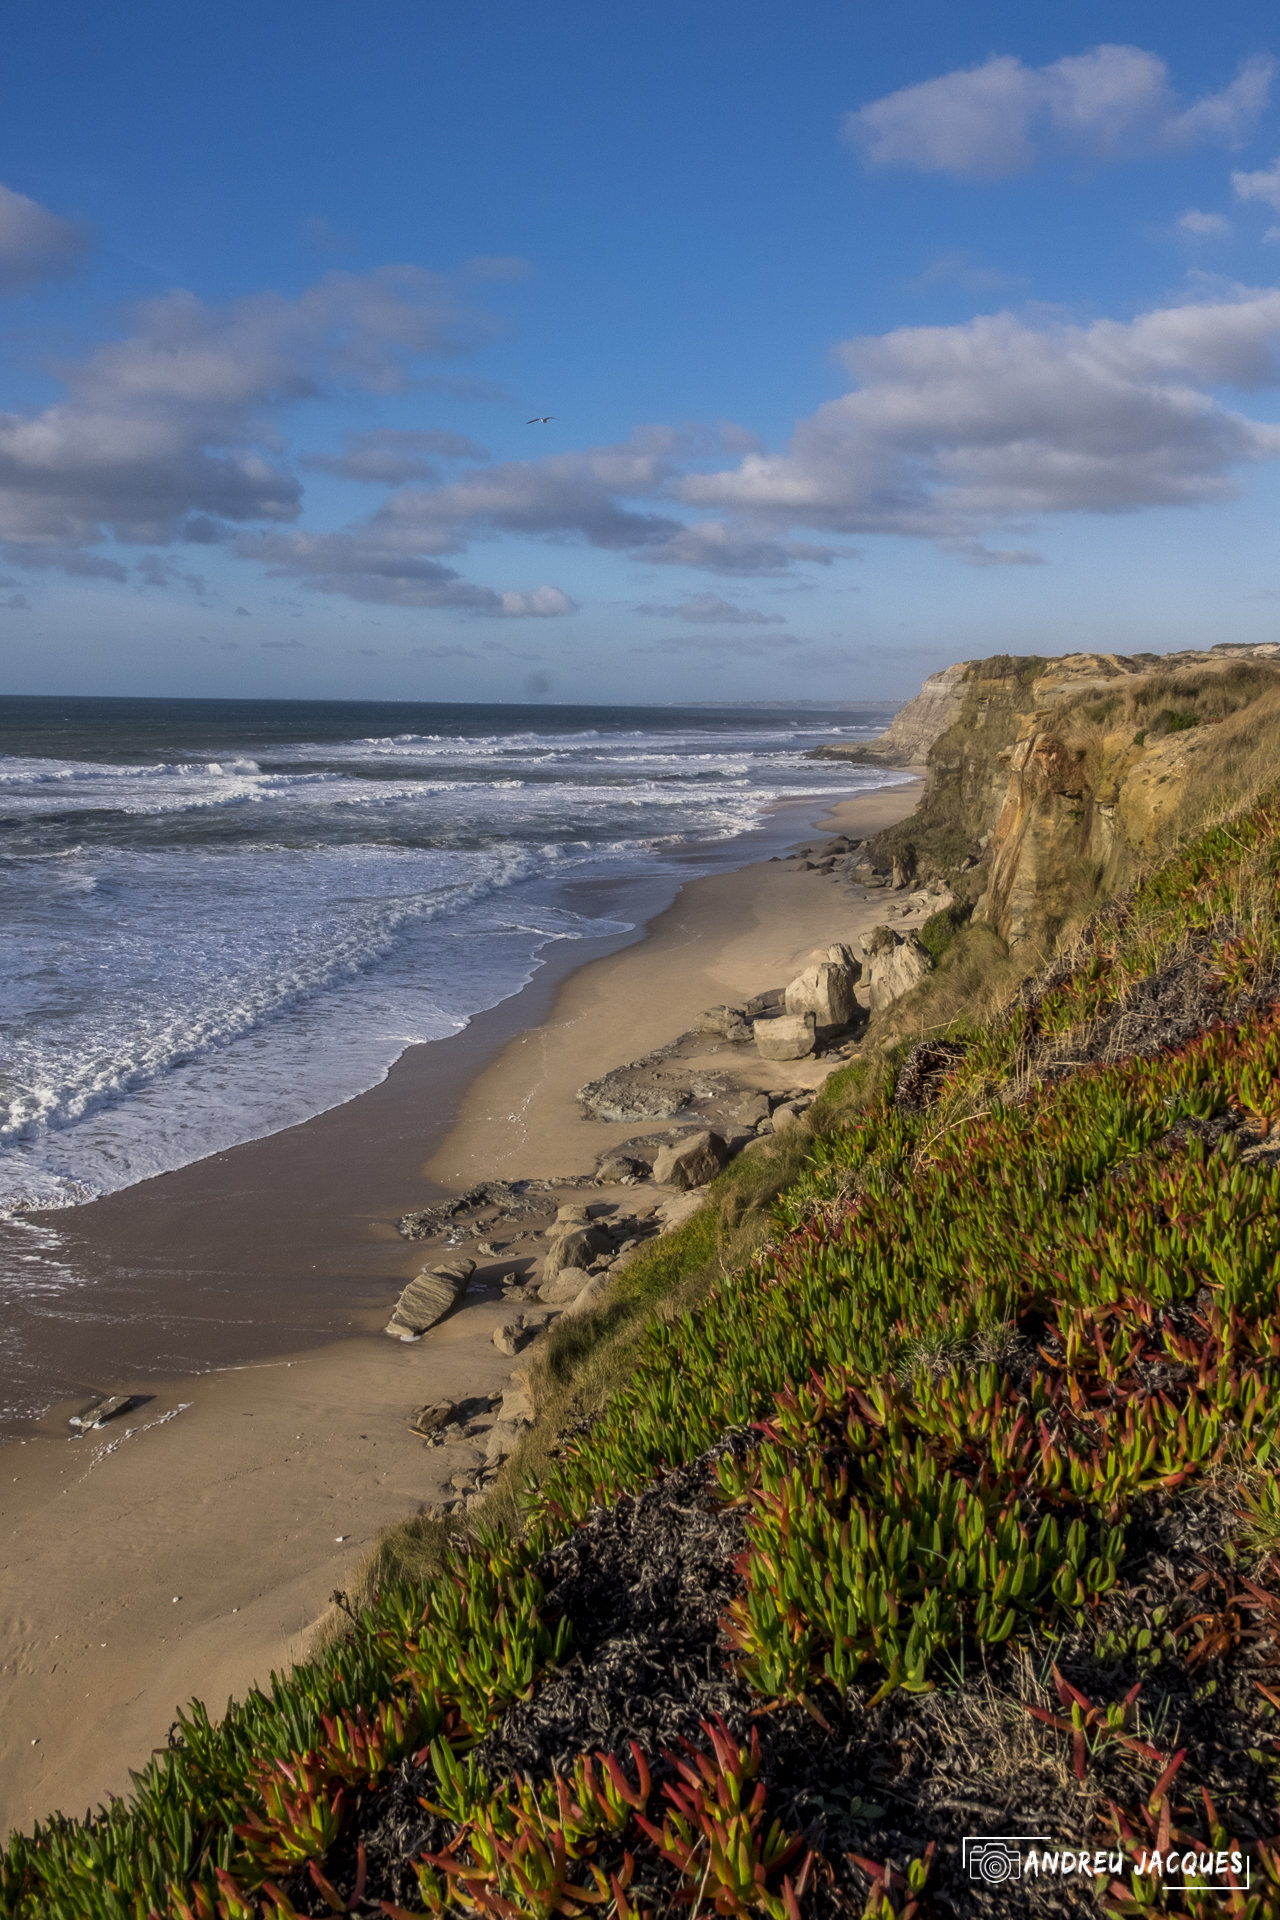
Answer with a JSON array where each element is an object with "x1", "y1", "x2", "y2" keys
[{"x1": 0, "y1": 780, "x2": 920, "y2": 1838}]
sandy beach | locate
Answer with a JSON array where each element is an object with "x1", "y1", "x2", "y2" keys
[{"x1": 0, "y1": 779, "x2": 921, "y2": 1839}]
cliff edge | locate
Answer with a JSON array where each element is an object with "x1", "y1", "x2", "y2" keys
[{"x1": 838, "y1": 642, "x2": 1280, "y2": 950}]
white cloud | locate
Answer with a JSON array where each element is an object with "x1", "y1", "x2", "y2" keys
[
  {"x1": 0, "y1": 183, "x2": 89, "y2": 294},
  {"x1": 0, "y1": 267, "x2": 482, "y2": 558},
  {"x1": 1233, "y1": 156, "x2": 1280, "y2": 212},
  {"x1": 634, "y1": 593, "x2": 787, "y2": 624},
  {"x1": 244, "y1": 526, "x2": 578, "y2": 616},
  {"x1": 1179, "y1": 209, "x2": 1233, "y2": 238},
  {"x1": 638, "y1": 520, "x2": 844, "y2": 574},
  {"x1": 498, "y1": 585, "x2": 577, "y2": 617},
  {"x1": 847, "y1": 48, "x2": 1273, "y2": 178},
  {"x1": 676, "y1": 288, "x2": 1280, "y2": 543}
]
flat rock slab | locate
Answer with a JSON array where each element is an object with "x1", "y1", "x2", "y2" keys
[
  {"x1": 69, "y1": 1394, "x2": 135, "y2": 1431},
  {"x1": 384, "y1": 1259, "x2": 476, "y2": 1339}
]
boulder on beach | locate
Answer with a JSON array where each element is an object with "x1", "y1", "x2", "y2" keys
[
  {"x1": 493, "y1": 1319, "x2": 525, "y2": 1356},
  {"x1": 744, "y1": 987, "x2": 786, "y2": 1018},
  {"x1": 541, "y1": 1259, "x2": 607, "y2": 1304},
  {"x1": 544, "y1": 1221, "x2": 609, "y2": 1276},
  {"x1": 407, "y1": 1400, "x2": 455, "y2": 1438},
  {"x1": 595, "y1": 1152, "x2": 649, "y2": 1184},
  {"x1": 753, "y1": 1011, "x2": 817, "y2": 1060},
  {"x1": 652, "y1": 1129, "x2": 729, "y2": 1190},
  {"x1": 384, "y1": 1259, "x2": 475, "y2": 1340},
  {"x1": 484, "y1": 1419, "x2": 528, "y2": 1467},
  {"x1": 784, "y1": 943, "x2": 861, "y2": 1027},
  {"x1": 729, "y1": 1089, "x2": 772, "y2": 1129},
  {"x1": 695, "y1": 1005, "x2": 753, "y2": 1042},
  {"x1": 862, "y1": 926, "x2": 932, "y2": 1011}
]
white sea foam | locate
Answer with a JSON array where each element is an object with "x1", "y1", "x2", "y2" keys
[{"x1": 0, "y1": 709, "x2": 904, "y2": 1215}]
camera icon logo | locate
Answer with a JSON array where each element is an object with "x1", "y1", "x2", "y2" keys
[{"x1": 962, "y1": 1838, "x2": 1049, "y2": 1885}]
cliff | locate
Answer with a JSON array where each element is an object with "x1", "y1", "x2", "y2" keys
[
  {"x1": 850, "y1": 642, "x2": 1280, "y2": 949},
  {"x1": 812, "y1": 660, "x2": 969, "y2": 767}
]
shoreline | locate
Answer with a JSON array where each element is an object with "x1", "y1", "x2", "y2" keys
[
  {"x1": 0, "y1": 780, "x2": 913, "y2": 1437},
  {"x1": 0, "y1": 776, "x2": 921, "y2": 1839}
]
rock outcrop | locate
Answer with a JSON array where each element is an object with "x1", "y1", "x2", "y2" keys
[
  {"x1": 861, "y1": 928, "x2": 932, "y2": 1012},
  {"x1": 834, "y1": 644, "x2": 1280, "y2": 952},
  {"x1": 783, "y1": 943, "x2": 861, "y2": 1027},
  {"x1": 811, "y1": 663, "x2": 968, "y2": 767},
  {"x1": 577, "y1": 1069, "x2": 691, "y2": 1122}
]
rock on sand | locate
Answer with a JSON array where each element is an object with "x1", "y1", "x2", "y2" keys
[
  {"x1": 783, "y1": 943, "x2": 861, "y2": 1027},
  {"x1": 651, "y1": 1130, "x2": 729, "y2": 1190},
  {"x1": 384, "y1": 1259, "x2": 476, "y2": 1339},
  {"x1": 753, "y1": 1011, "x2": 817, "y2": 1060}
]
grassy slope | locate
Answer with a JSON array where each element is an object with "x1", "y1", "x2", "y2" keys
[{"x1": 10, "y1": 792, "x2": 1280, "y2": 1917}]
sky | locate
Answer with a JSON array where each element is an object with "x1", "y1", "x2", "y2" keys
[{"x1": 3, "y1": 0, "x2": 1280, "y2": 705}]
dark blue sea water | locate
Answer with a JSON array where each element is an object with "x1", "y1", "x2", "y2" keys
[{"x1": 0, "y1": 694, "x2": 903, "y2": 1215}]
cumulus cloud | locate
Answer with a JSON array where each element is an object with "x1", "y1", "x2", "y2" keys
[
  {"x1": 241, "y1": 430, "x2": 686, "y2": 605},
  {"x1": 3, "y1": 541, "x2": 127, "y2": 580},
  {"x1": 635, "y1": 592, "x2": 787, "y2": 624},
  {"x1": 244, "y1": 526, "x2": 578, "y2": 616},
  {"x1": 0, "y1": 266, "x2": 482, "y2": 563},
  {"x1": 1233, "y1": 156, "x2": 1280, "y2": 211},
  {"x1": 498, "y1": 585, "x2": 577, "y2": 616},
  {"x1": 1179, "y1": 209, "x2": 1233, "y2": 238},
  {"x1": 846, "y1": 47, "x2": 1273, "y2": 178},
  {"x1": 0, "y1": 183, "x2": 89, "y2": 294},
  {"x1": 639, "y1": 521, "x2": 844, "y2": 574},
  {"x1": 300, "y1": 427, "x2": 488, "y2": 483},
  {"x1": 676, "y1": 288, "x2": 1280, "y2": 545}
]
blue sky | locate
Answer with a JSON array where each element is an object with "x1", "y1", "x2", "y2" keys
[{"x1": 3, "y1": 0, "x2": 1280, "y2": 704}]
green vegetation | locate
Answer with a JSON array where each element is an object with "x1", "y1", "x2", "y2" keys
[{"x1": 10, "y1": 790, "x2": 1280, "y2": 1916}]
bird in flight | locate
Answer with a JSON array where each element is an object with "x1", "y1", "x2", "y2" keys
[{"x1": 526, "y1": 415, "x2": 557, "y2": 424}]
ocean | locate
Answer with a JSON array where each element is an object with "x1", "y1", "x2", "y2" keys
[{"x1": 0, "y1": 695, "x2": 905, "y2": 1222}]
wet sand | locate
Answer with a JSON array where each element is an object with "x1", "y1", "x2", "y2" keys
[{"x1": 0, "y1": 779, "x2": 920, "y2": 1838}]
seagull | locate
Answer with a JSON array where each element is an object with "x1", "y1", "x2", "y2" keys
[{"x1": 526, "y1": 415, "x2": 557, "y2": 424}]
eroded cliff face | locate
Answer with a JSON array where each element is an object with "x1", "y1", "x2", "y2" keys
[
  {"x1": 856, "y1": 643, "x2": 1280, "y2": 950},
  {"x1": 814, "y1": 662, "x2": 969, "y2": 767}
]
